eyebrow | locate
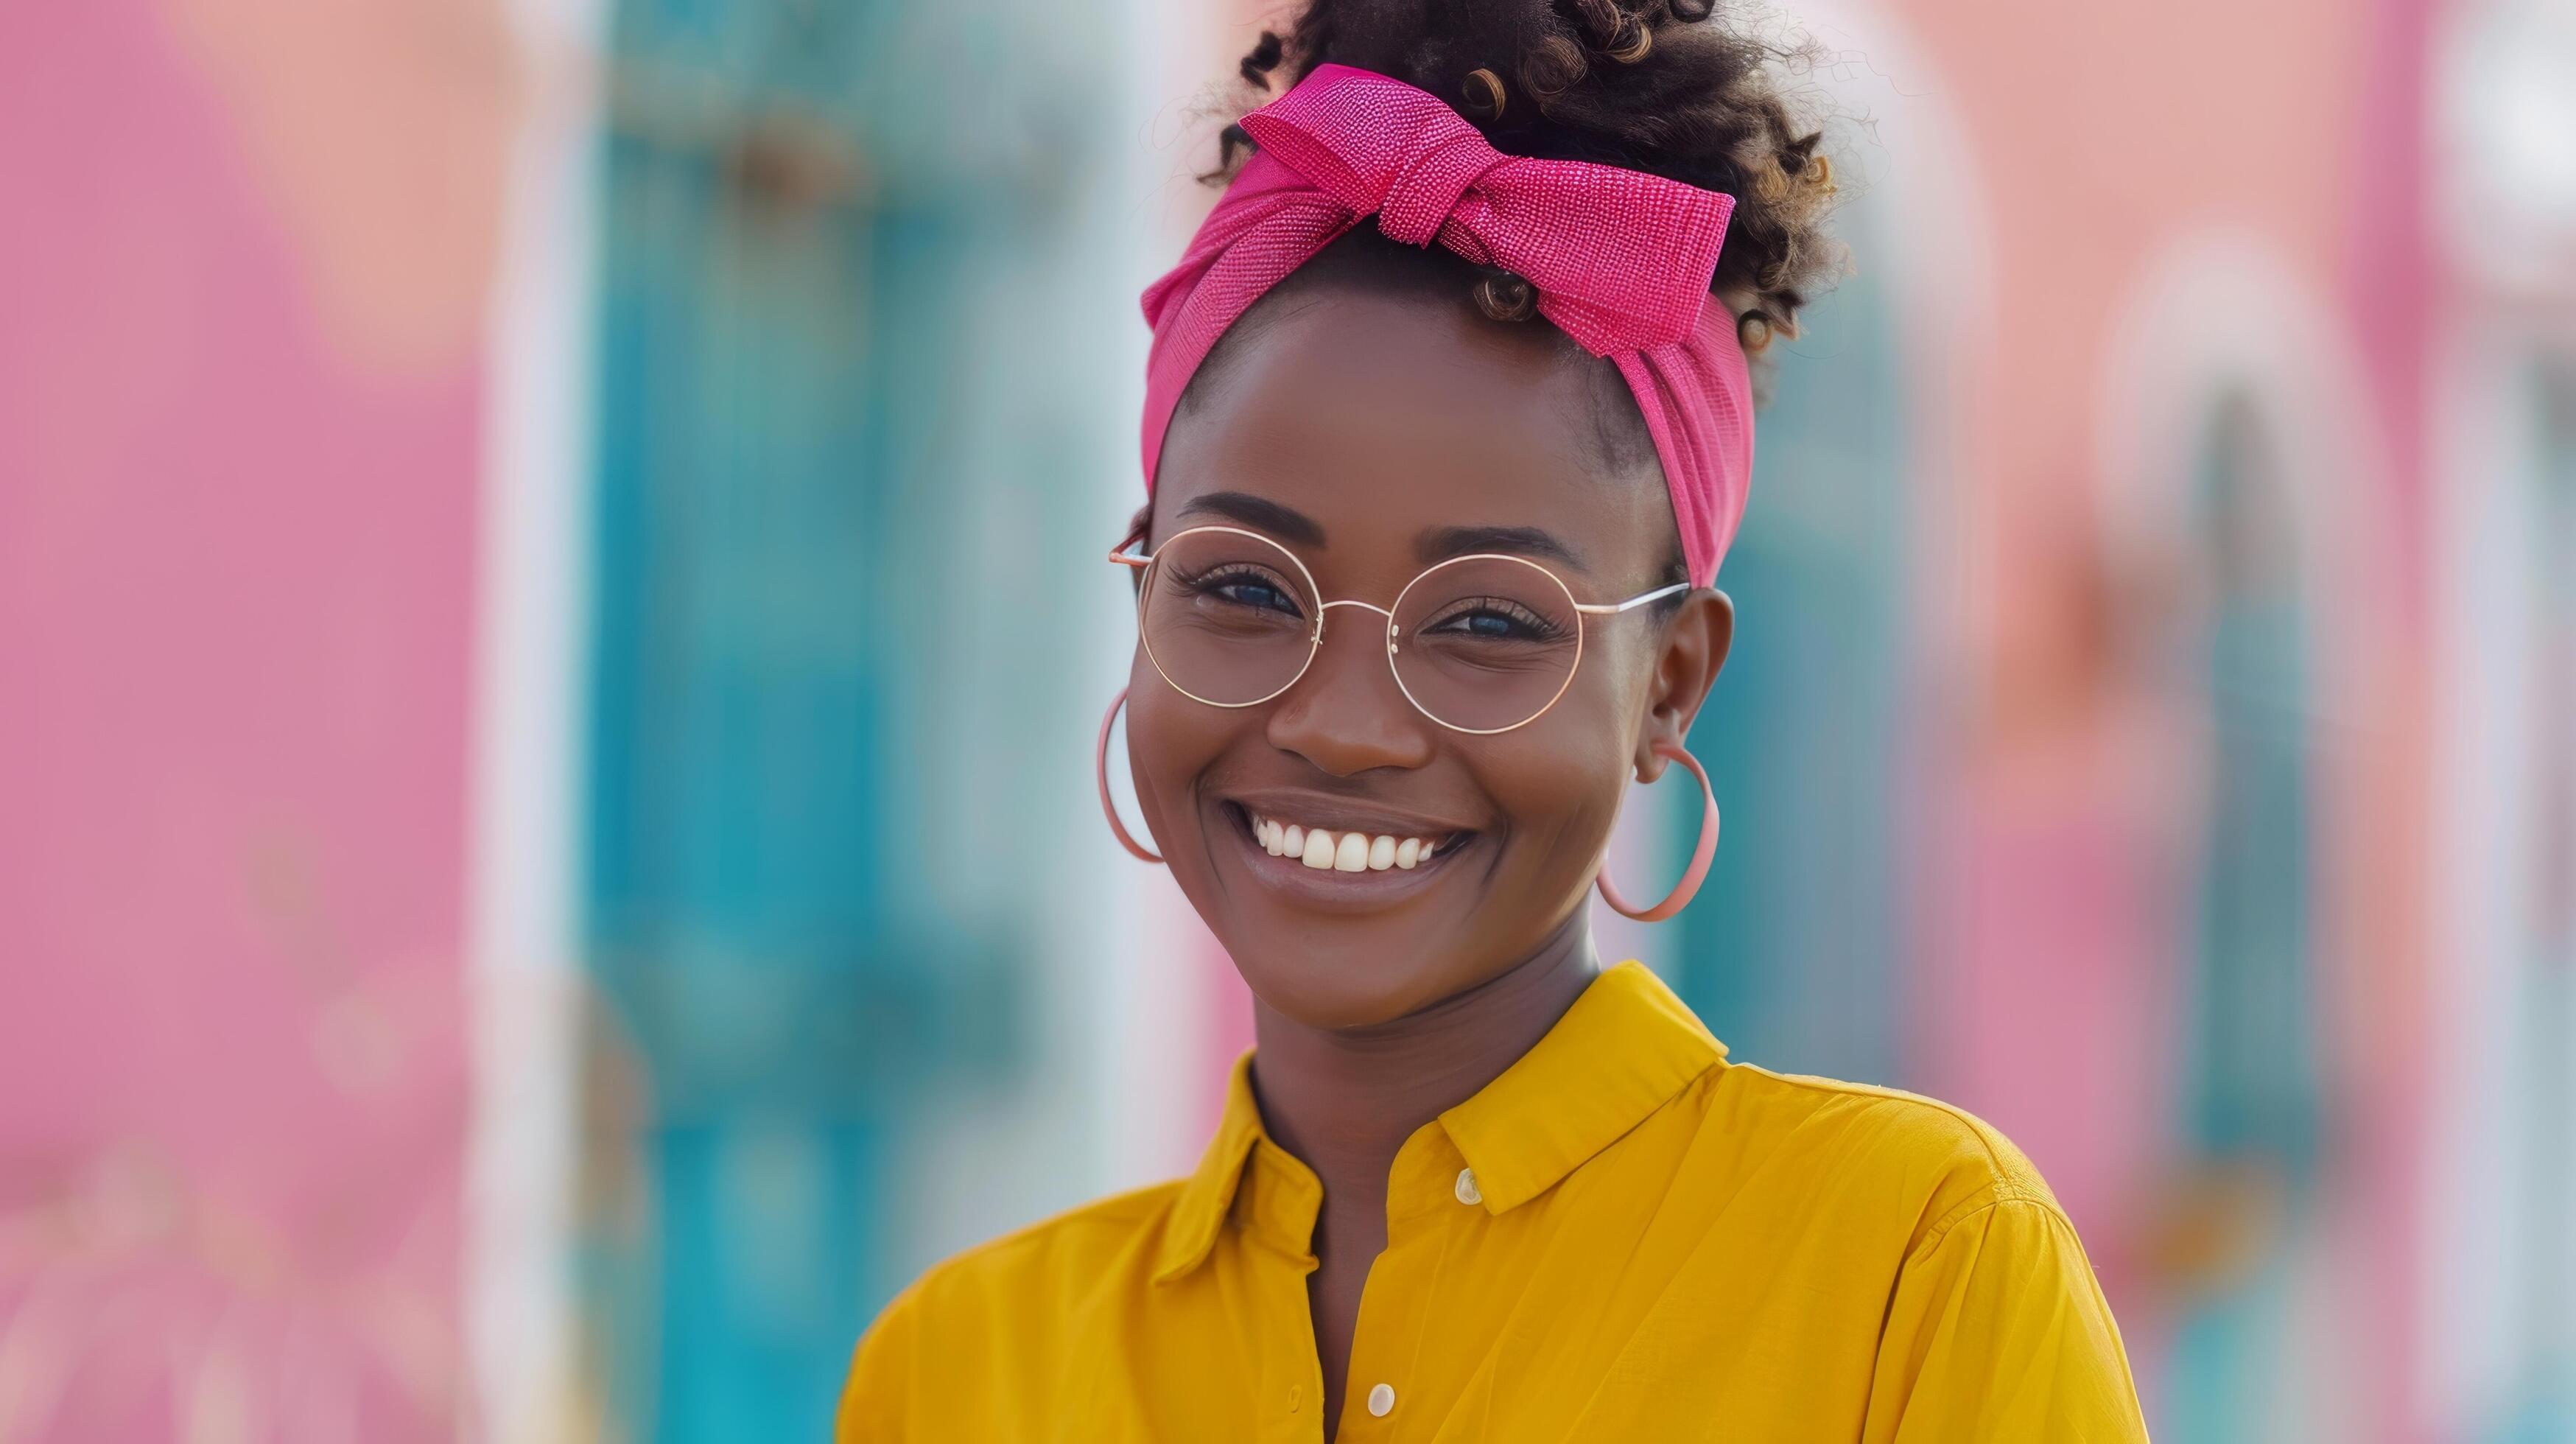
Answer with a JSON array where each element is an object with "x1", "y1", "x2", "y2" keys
[
  {"x1": 1174, "y1": 491, "x2": 1327, "y2": 548},
  {"x1": 1417, "y1": 525, "x2": 1587, "y2": 572},
  {"x1": 1171, "y1": 493, "x2": 1587, "y2": 574}
]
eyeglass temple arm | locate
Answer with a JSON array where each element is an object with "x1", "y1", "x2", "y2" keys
[
  {"x1": 1575, "y1": 581, "x2": 1692, "y2": 615},
  {"x1": 1107, "y1": 526, "x2": 1150, "y2": 568}
]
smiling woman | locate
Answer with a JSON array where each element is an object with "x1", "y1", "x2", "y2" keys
[
  {"x1": 837, "y1": 2, "x2": 2148, "y2": 1440},
  {"x1": 1129, "y1": 268, "x2": 1727, "y2": 1032}
]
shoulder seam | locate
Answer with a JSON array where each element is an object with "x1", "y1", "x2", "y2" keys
[{"x1": 1914, "y1": 1187, "x2": 2066, "y2": 1255}]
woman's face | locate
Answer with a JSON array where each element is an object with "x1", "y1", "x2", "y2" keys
[{"x1": 1133, "y1": 284, "x2": 1733, "y2": 1031}]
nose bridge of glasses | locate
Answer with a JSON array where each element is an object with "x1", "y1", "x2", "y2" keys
[
  {"x1": 1313, "y1": 596, "x2": 1397, "y2": 645},
  {"x1": 1283, "y1": 593, "x2": 1419, "y2": 735}
]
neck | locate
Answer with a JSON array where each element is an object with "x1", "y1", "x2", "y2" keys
[{"x1": 1249, "y1": 912, "x2": 1602, "y2": 1216}]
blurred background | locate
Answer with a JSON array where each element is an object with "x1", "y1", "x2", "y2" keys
[{"x1": 3, "y1": 0, "x2": 2574, "y2": 1437}]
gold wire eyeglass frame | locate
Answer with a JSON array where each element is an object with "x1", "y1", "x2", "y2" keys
[{"x1": 1109, "y1": 523, "x2": 1690, "y2": 736}]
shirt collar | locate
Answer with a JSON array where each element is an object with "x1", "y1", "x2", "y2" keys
[
  {"x1": 1154, "y1": 1051, "x2": 1274, "y2": 1284},
  {"x1": 1154, "y1": 961, "x2": 1725, "y2": 1281},
  {"x1": 1436, "y1": 959, "x2": 1726, "y2": 1211}
]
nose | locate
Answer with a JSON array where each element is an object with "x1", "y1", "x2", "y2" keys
[{"x1": 1265, "y1": 603, "x2": 1436, "y2": 776}]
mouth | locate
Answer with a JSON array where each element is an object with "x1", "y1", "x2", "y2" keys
[{"x1": 1215, "y1": 796, "x2": 1478, "y2": 900}]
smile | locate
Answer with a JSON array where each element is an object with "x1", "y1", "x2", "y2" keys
[
  {"x1": 1249, "y1": 812, "x2": 1454, "y2": 872},
  {"x1": 1214, "y1": 797, "x2": 1478, "y2": 900}
]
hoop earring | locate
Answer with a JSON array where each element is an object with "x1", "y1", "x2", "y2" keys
[
  {"x1": 1595, "y1": 740, "x2": 1718, "y2": 922},
  {"x1": 1096, "y1": 688, "x2": 1164, "y2": 864}
]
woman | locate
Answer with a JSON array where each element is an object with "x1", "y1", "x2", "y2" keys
[{"x1": 842, "y1": 1, "x2": 2149, "y2": 1438}]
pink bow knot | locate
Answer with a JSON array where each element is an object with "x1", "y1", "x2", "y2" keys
[
  {"x1": 1238, "y1": 63, "x2": 1736, "y2": 354},
  {"x1": 1139, "y1": 63, "x2": 1758, "y2": 588}
]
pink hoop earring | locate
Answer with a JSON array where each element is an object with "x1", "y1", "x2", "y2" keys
[
  {"x1": 1096, "y1": 688, "x2": 1164, "y2": 864},
  {"x1": 1595, "y1": 740, "x2": 1719, "y2": 922}
]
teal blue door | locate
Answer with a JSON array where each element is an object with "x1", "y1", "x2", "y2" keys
[
  {"x1": 2492, "y1": 360, "x2": 2576, "y2": 1443},
  {"x1": 2163, "y1": 393, "x2": 2324, "y2": 1442},
  {"x1": 1673, "y1": 196, "x2": 1909, "y2": 1085},
  {"x1": 578, "y1": 3, "x2": 1112, "y2": 1436}
]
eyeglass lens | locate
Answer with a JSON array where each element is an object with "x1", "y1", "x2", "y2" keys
[{"x1": 1137, "y1": 528, "x2": 1583, "y2": 732}]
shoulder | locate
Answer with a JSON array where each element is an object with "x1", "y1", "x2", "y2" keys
[
  {"x1": 840, "y1": 1179, "x2": 1188, "y2": 1439},
  {"x1": 1686, "y1": 1058, "x2": 2065, "y2": 1254},
  {"x1": 877, "y1": 1176, "x2": 1185, "y2": 1333}
]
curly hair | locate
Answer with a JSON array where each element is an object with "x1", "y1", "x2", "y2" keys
[{"x1": 1211, "y1": 0, "x2": 1845, "y2": 357}]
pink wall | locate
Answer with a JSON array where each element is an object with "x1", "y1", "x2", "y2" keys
[
  {"x1": 0, "y1": 0, "x2": 502, "y2": 1432},
  {"x1": 1875, "y1": 0, "x2": 2438, "y2": 1432}
]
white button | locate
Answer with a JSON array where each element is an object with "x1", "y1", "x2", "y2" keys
[
  {"x1": 1454, "y1": 1167, "x2": 1481, "y2": 1206},
  {"x1": 1367, "y1": 1382, "x2": 1395, "y2": 1417}
]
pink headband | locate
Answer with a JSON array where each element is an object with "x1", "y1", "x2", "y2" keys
[{"x1": 1139, "y1": 62, "x2": 1755, "y2": 587}]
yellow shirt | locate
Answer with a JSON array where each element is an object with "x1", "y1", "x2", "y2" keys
[{"x1": 840, "y1": 961, "x2": 2147, "y2": 1442}]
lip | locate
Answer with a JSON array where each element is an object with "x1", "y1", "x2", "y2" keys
[
  {"x1": 1220, "y1": 789, "x2": 1483, "y2": 841},
  {"x1": 1210, "y1": 795, "x2": 1481, "y2": 914}
]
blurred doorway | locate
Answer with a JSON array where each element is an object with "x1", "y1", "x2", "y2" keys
[
  {"x1": 1673, "y1": 185, "x2": 1912, "y2": 1086},
  {"x1": 2493, "y1": 357, "x2": 2576, "y2": 1442},
  {"x1": 575, "y1": 2, "x2": 1133, "y2": 1437},
  {"x1": 2160, "y1": 390, "x2": 2329, "y2": 1442}
]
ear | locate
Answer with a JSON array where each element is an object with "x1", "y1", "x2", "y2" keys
[
  {"x1": 1122, "y1": 501, "x2": 1154, "y2": 600},
  {"x1": 1634, "y1": 589, "x2": 1733, "y2": 782}
]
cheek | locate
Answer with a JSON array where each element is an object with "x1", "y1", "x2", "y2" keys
[
  {"x1": 1478, "y1": 692, "x2": 1637, "y2": 869},
  {"x1": 1124, "y1": 652, "x2": 1226, "y2": 832}
]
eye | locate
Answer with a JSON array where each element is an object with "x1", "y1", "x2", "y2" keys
[
  {"x1": 1180, "y1": 564, "x2": 1305, "y2": 618},
  {"x1": 1422, "y1": 596, "x2": 1566, "y2": 643}
]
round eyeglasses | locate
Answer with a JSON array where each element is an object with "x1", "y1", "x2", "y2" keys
[{"x1": 1110, "y1": 524, "x2": 1688, "y2": 735}]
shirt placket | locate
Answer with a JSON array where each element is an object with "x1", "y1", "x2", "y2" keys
[
  {"x1": 1333, "y1": 1130, "x2": 1472, "y2": 1442},
  {"x1": 1238, "y1": 1141, "x2": 1330, "y2": 1444}
]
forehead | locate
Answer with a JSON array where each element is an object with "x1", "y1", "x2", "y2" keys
[{"x1": 1153, "y1": 287, "x2": 1671, "y2": 587}]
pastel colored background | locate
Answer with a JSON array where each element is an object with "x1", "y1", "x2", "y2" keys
[{"x1": 2, "y1": 0, "x2": 2572, "y2": 1440}]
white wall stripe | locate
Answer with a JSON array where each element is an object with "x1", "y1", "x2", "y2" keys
[{"x1": 464, "y1": 0, "x2": 603, "y2": 1436}]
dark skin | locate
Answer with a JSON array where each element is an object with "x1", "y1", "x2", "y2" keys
[{"x1": 1130, "y1": 280, "x2": 1734, "y2": 1436}]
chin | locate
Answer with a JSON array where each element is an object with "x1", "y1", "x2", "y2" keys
[
  {"x1": 1152, "y1": 791, "x2": 1492, "y2": 1027},
  {"x1": 1224, "y1": 924, "x2": 1477, "y2": 1031}
]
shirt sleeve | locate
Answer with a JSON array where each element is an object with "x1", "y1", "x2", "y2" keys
[
  {"x1": 1860, "y1": 1192, "x2": 2149, "y2": 1443},
  {"x1": 836, "y1": 1286, "x2": 922, "y2": 1444}
]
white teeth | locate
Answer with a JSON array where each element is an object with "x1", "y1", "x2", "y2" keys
[{"x1": 1249, "y1": 810, "x2": 1451, "y2": 875}]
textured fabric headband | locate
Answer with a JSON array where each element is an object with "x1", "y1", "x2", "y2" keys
[{"x1": 1138, "y1": 62, "x2": 1756, "y2": 587}]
